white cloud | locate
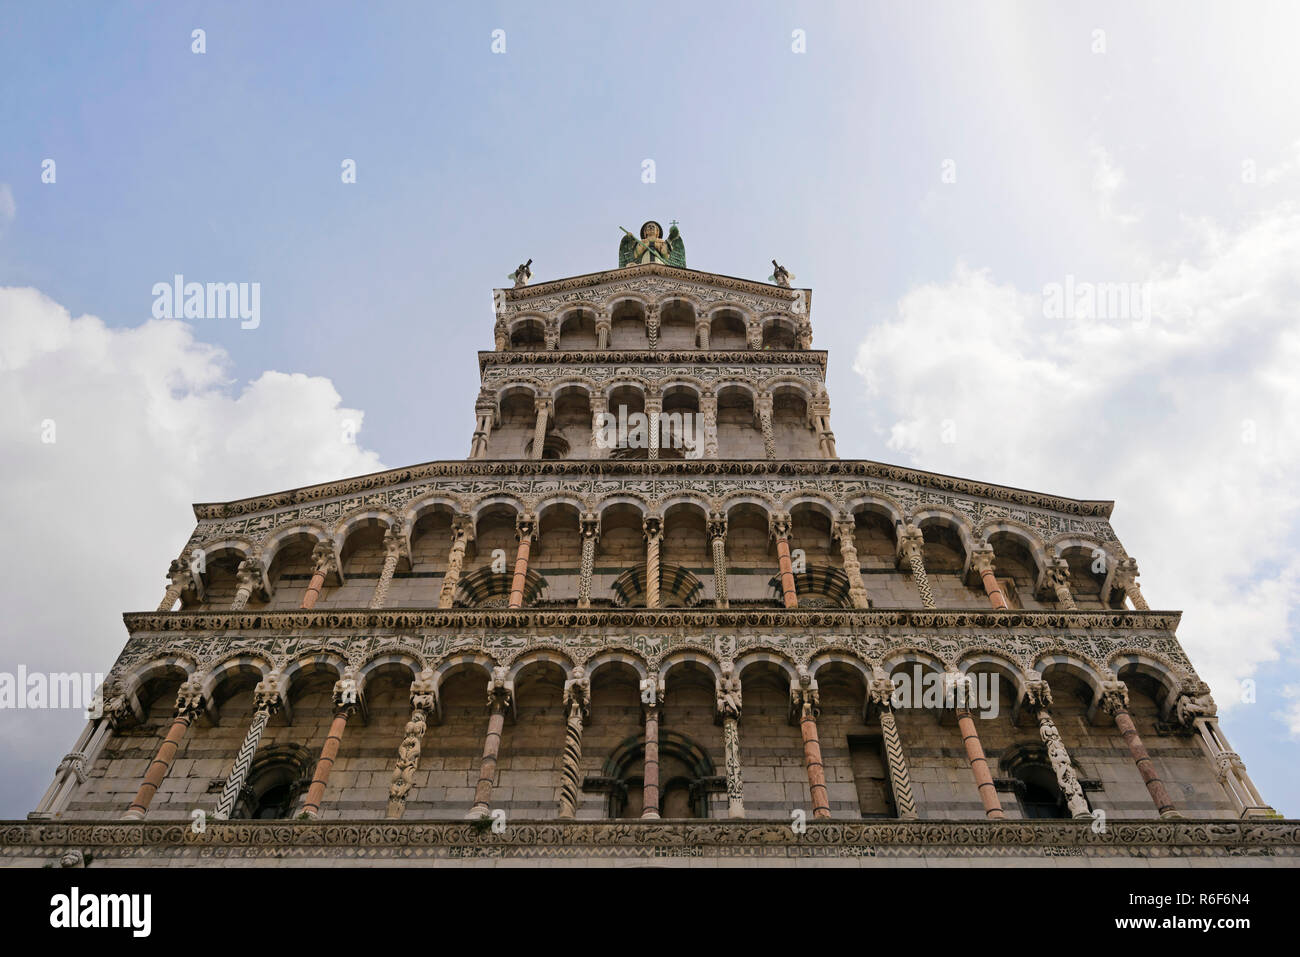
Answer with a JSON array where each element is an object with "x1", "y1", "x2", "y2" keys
[
  {"x1": 0, "y1": 287, "x2": 383, "y2": 799},
  {"x1": 852, "y1": 205, "x2": 1300, "y2": 722}
]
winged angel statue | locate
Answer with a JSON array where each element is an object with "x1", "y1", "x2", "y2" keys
[{"x1": 619, "y1": 220, "x2": 686, "y2": 267}]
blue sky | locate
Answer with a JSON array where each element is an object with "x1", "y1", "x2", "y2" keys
[{"x1": 1, "y1": 1, "x2": 1297, "y2": 816}]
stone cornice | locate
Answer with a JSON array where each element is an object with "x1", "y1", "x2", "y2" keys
[
  {"x1": 502, "y1": 261, "x2": 808, "y2": 307},
  {"x1": 4, "y1": 820, "x2": 1295, "y2": 862},
  {"x1": 479, "y1": 349, "x2": 827, "y2": 369},
  {"x1": 122, "y1": 607, "x2": 1179, "y2": 635},
  {"x1": 191, "y1": 459, "x2": 1115, "y2": 521}
]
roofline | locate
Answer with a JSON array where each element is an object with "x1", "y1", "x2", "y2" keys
[{"x1": 190, "y1": 458, "x2": 1115, "y2": 521}]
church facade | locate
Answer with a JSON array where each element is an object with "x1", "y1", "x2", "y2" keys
[{"x1": 9, "y1": 224, "x2": 1296, "y2": 866}]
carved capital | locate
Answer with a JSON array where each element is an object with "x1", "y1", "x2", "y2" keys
[
  {"x1": 174, "y1": 675, "x2": 206, "y2": 720},
  {"x1": 969, "y1": 544, "x2": 996, "y2": 576},
  {"x1": 1023, "y1": 680, "x2": 1054, "y2": 713},
  {"x1": 311, "y1": 541, "x2": 337, "y2": 578},
  {"x1": 769, "y1": 512, "x2": 792, "y2": 541},
  {"x1": 1098, "y1": 681, "x2": 1130, "y2": 717},
  {"x1": 409, "y1": 668, "x2": 438, "y2": 714}
]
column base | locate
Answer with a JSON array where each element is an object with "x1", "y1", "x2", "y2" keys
[
  {"x1": 641, "y1": 810, "x2": 660, "y2": 820},
  {"x1": 1072, "y1": 810, "x2": 1094, "y2": 820},
  {"x1": 466, "y1": 805, "x2": 490, "y2": 820},
  {"x1": 121, "y1": 809, "x2": 145, "y2": 821},
  {"x1": 385, "y1": 800, "x2": 405, "y2": 820},
  {"x1": 1159, "y1": 809, "x2": 1183, "y2": 820}
]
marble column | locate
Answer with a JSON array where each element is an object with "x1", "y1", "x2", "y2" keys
[
  {"x1": 301, "y1": 541, "x2": 336, "y2": 610},
  {"x1": 700, "y1": 390, "x2": 718, "y2": 459},
  {"x1": 589, "y1": 393, "x2": 608, "y2": 459},
  {"x1": 639, "y1": 676, "x2": 663, "y2": 818},
  {"x1": 898, "y1": 523, "x2": 936, "y2": 609},
  {"x1": 577, "y1": 514, "x2": 599, "y2": 609},
  {"x1": 969, "y1": 544, "x2": 1009, "y2": 610},
  {"x1": 530, "y1": 395, "x2": 552, "y2": 460},
  {"x1": 386, "y1": 669, "x2": 437, "y2": 819},
  {"x1": 771, "y1": 514, "x2": 798, "y2": 608},
  {"x1": 755, "y1": 392, "x2": 776, "y2": 460},
  {"x1": 230, "y1": 557, "x2": 264, "y2": 611},
  {"x1": 645, "y1": 392, "x2": 661, "y2": 461},
  {"x1": 557, "y1": 668, "x2": 590, "y2": 819},
  {"x1": 1045, "y1": 557, "x2": 1077, "y2": 610},
  {"x1": 1024, "y1": 680, "x2": 1090, "y2": 818},
  {"x1": 470, "y1": 392, "x2": 496, "y2": 459},
  {"x1": 215, "y1": 672, "x2": 285, "y2": 819},
  {"x1": 1100, "y1": 681, "x2": 1179, "y2": 818},
  {"x1": 696, "y1": 319, "x2": 710, "y2": 350},
  {"x1": 947, "y1": 670, "x2": 1005, "y2": 819},
  {"x1": 791, "y1": 671, "x2": 830, "y2": 818},
  {"x1": 369, "y1": 522, "x2": 404, "y2": 610},
  {"x1": 508, "y1": 515, "x2": 536, "y2": 609},
  {"x1": 157, "y1": 558, "x2": 194, "y2": 612},
  {"x1": 834, "y1": 519, "x2": 870, "y2": 608},
  {"x1": 717, "y1": 662, "x2": 745, "y2": 818},
  {"x1": 468, "y1": 670, "x2": 513, "y2": 818},
  {"x1": 437, "y1": 518, "x2": 472, "y2": 609},
  {"x1": 708, "y1": 514, "x2": 728, "y2": 608},
  {"x1": 123, "y1": 676, "x2": 205, "y2": 820},
  {"x1": 868, "y1": 672, "x2": 918, "y2": 819},
  {"x1": 1113, "y1": 557, "x2": 1150, "y2": 610},
  {"x1": 643, "y1": 516, "x2": 662, "y2": 608},
  {"x1": 302, "y1": 669, "x2": 360, "y2": 818}
]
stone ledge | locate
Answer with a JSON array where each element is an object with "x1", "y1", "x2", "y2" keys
[
  {"x1": 4, "y1": 820, "x2": 1297, "y2": 864},
  {"x1": 123, "y1": 607, "x2": 1182, "y2": 635}
]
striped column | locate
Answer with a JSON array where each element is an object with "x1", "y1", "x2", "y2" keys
[
  {"x1": 302, "y1": 670, "x2": 360, "y2": 818},
  {"x1": 1100, "y1": 682, "x2": 1179, "y2": 818},
  {"x1": 899, "y1": 523, "x2": 936, "y2": 609},
  {"x1": 868, "y1": 675, "x2": 918, "y2": 819},
  {"x1": 469, "y1": 670, "x2": 513, "y2": 818},
  {"x1": 772, "y1": 514, "x2": 798, "y2": 608},
  {"x1": 508, "y1": 516, "x2": 535, "y2": 608},
  {"x1": 557, "y1": 668, "x2": 590, "y2": 818},
  {"x1": 215, "y1": 673, "x2": 284, "y2": 819},
  {"x1": 123, "y1": 676, "x2": 205, "y2": 820}
]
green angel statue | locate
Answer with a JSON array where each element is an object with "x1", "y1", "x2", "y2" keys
[{"x1": 619, "y1": 220, "x2": 686, "y2": 267}]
